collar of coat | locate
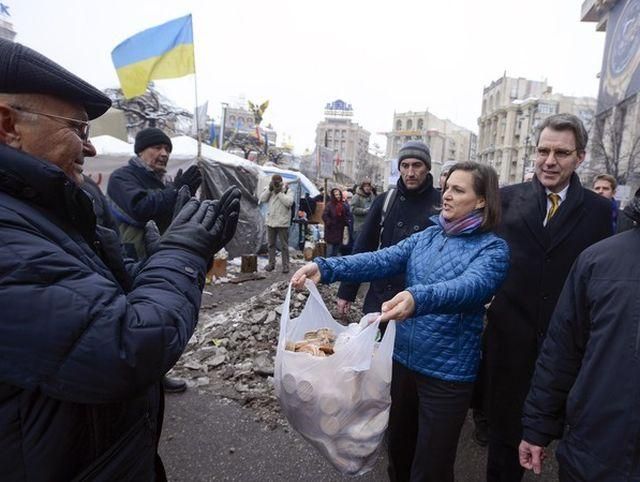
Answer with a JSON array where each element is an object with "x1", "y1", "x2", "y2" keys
[
  {"x1": 128, "y1": 156, "x2": 168, "y2": 184},
  {"x1": 519, "y1": 172, "x2": 593, "y2": 250},
  {"x1": 397, "y1": 172, "x2": 436, "y2": 197},
  {"x1": 0, "y1": 143, "x2": 97, "y2": 243}
]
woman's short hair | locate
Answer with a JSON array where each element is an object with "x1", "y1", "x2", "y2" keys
[{"x1": 445, "y1": 161, "x2": 501, "y2": 231}]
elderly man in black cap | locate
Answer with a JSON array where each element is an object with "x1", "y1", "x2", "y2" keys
[
  {"x1": 0, "y1": 38, "x2": 240, "y2": 480},
  {"x1": 336, "y1": 141, "x2": 441, "y2": 321},
  {"x1": 108, "y1": 127, "x2": 202, "y2": 261}
]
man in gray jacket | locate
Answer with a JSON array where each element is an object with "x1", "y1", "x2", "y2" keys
[
  {"x1": 349, "y1": 180, "x2": 376, "y2": 243},
  {"x1": 259, "y1": 174, "x2": 294, "y2": 273}
]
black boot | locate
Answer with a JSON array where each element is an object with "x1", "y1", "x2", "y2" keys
[{"x1": 163, "y1": 375, "x2": 187, "y2": 393}]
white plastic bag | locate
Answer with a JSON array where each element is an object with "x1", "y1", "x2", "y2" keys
[{"x1": 274, "y1": 281, "x2": 396, "y2": 476}]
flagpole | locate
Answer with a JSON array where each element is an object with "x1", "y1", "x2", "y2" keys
[{"x1": 191, "y1": 15, "x2": 201, "y2": 158}]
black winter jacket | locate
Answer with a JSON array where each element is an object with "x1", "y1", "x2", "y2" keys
[
  {"x1": 0, "y1": 145, "x2": 205, "y2": 480},
  {"x1": 522, "y1": 229, "x2": 640, "y2": 480},
  {"x1": 337, "y1": 174, "x2": 441, "y2": 313},
  {"x1": 486, "y1": 174, "x2": 612, "y2": 446},
  {"x1": 107, "y1": 158, "x2": 177, "y2": 233}
]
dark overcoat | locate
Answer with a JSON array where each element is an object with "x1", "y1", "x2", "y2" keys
[
  {"x1": 522, "y1": 228, "x2": 640, "y2": 480},
  {"x1": 0, "y1": 144, "x2": 206, "y2": 480},
  {"x1": 485, "y1": 174, "x2": 612, "y2": 446}
]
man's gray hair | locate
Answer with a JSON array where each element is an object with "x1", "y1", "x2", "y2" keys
[{"x1": 536, "y1": 113, "x2": 589, "y2": 153}]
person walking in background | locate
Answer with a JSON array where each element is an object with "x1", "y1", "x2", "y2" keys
[
  {"x1": 322, "y1": 187, "x2": 352, "y2": 257},
  {"x1": 293, "y1": 162, "x2": 509, "y2": 482},
  {"x1": 107, "y1": 127, "x2": 202, "y2": 260},
  {"x1": 335, "y1": 141, "x2": 441, "y2": 321},
  {"x1": 485, "y1": 113, "x2": 612, "y2": 481},
  {"x1": 592, "y1": 173, "x2": 619, "y2": 232},
  {"x1": 618, "y1": 186, "x2": 640, "y2": 232},
  {"x1": 349, "y1": 179, "x2": 376, "y2": 243},
  {"x1": 260, "y1": 174, "x2": 294, "y2": 273},
  {"x1": 438, "y1": 161, "x2": 458, "y2": 192}
]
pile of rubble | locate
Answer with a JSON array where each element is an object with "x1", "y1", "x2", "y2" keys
[{"x1": 172, "y1": 280, "x2": 364, "y2": 429}]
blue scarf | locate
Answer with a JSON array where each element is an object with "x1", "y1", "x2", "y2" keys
[{"x1": 438, "y1": 209, "x2": 484, "y2": 236}]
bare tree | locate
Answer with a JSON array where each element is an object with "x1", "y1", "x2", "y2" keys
[
  {"x1": 590, "y1": 106, "x2": 640, "y2": 184},
  {"x1": 104, "y1": 84, "x2": 193, "y2": 137}
]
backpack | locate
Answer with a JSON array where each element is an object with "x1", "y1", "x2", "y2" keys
[{"x1": 378, "y1": 188, "x2": 397, "y2": 248}]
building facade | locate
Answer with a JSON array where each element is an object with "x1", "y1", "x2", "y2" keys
[
  {"x1": 581, "y1": 0, "x2": 640, "y2": 198},
  {"x1": 315, "y1": 100, "x2": 371, "y2": 184},
  {"x1": 223, "y1": 105, "x2": 277, "y2": 147},
  {"x1": 477, "y1": 74, "x2": 596, "y2": 184},
  {"x1": 386, "y1": 110, "x2": 477, "y2": 180}
]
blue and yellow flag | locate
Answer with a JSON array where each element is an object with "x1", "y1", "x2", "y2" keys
[{"x1": 111, "y1": 14, "x2": 195, "y2": 99}]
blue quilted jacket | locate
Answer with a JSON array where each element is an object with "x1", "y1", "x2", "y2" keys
[{"x1": 316, "y1": 216, "x2": 510, "y2": 382}]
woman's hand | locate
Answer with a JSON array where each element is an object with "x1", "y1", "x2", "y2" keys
[
  {"x1": 379, "y1": 290, "x2": 415, "y2": 322},
  {"x1": 291, "y1": 263, "x2": 321, "y2": 289}
]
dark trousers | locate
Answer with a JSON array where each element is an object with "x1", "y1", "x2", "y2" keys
[
  {"x1": 387, "y1": 361, "x2": 473, "y2": 482},
  {"x1": 326, "y1": 242, "x2": 341, "y2": 257},
  {"x1": 267, "y1": 226, "x2": 289, "y2": 270},
  {"x1": 486, "y1": 435, "x2": 524, "y2": 482}
]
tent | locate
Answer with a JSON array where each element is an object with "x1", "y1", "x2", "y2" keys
[
  {"x1": 85, "y1": 135, "x2": 322, "y2": 256},
  {"x1": 86, "y1": 135, "x2": 264, "y2": 257}
]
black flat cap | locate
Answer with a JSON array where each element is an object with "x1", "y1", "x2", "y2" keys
[{"x1": 0, "y1": 39, "x2": 111, "y2": 119}]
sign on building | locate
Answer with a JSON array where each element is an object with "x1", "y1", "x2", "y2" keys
[{"x1": 597, "y1": 0, "x2": 640, "y2": 114}]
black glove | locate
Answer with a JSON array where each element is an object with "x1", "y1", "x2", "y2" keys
[
  {"x1": 269, "y1": 182, "x2": 274, "y2": 192},
  {"x1": 173, "y1": 185, "x2": 192, "y2": 219},
  {"x1": 143, "y1": 220, "x2": 162, "y2": 257},
  {"x1": 145, "y1": 186, "x2": 193, "y2": 257},
  {"x1": 174, "y1": 165, "x2": 202, "y2": 196},
  {"x1": 158, "y1": 199, "x2": 224, "y2": 260},
  {"x1": 215, "y1": 186, "x2": 242, "y2": 251}
]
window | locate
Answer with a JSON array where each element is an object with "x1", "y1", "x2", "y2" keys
[
  {"x1": 407, "y1": 119, "x2": 413, "y2": 130},
  {"x1": 396, "y1": 119, "x2": 402, "y2": 130},
  {"x1": 538, "y1": 103, "x2": 555, "y2": 115},
  {"x1": 417, "y1": 118, "x2": 424, "y2": 130}
]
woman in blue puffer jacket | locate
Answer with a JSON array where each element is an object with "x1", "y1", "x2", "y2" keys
[{"x1": 292, "y1": 162, "x2": 509, "y2": 482}]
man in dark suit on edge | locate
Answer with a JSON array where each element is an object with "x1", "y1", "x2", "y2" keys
[{"x1": 484, "y1": 113, "x2": 612, "y2": 481}]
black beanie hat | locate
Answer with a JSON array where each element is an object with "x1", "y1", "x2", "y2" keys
[
  {"x1": 397, "y1": 141, "x2": 431, "y2": 170},
  {"x1": 134, "y1": 128, "x2": 172, "y2": 155}
]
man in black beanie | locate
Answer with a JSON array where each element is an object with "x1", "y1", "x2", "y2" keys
[
  {"x1": 108, "y1": 127, "x2": 204, "y2": 394},
  {"x1": 108, "y1": 126, "x2": 202, "y2": 261},
  {"x1": 0, "y1": 38, "x2": 240, "y2": 480}
]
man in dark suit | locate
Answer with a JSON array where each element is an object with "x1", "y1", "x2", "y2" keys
[{"x1": 485, "y1": 113, "x2": 612, "y2": 481}]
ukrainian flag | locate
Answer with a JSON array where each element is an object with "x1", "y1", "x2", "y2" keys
[{"x1": 112, "y1": 14, "x2": 195, "y2": 99}]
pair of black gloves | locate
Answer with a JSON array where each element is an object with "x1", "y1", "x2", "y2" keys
[
  {"x1": 145, "y1": 185, "x2": 241, "y2": 263},
  {"x1": 174, "y1": 165, "x2": 202, "y2": 196}
]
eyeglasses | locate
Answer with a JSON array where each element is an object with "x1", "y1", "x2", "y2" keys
[
  {"x1": 10, "y1": 105, "x2": 90, "y2": 141},
  {"x1": 535, "y1": 147, "x2": 577, "y2": 161}
]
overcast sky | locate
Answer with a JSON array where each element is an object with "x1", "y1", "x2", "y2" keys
[{"x1": 11, "y1": 0, "x2": 605, "y2": 154}]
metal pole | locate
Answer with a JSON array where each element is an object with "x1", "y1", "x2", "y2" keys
[
  {"x1": 192, "y1": 16, "x2": 201, "y2": 158},
  {"x1": 220, "y1": 103, "x2": 228, "y2": 150}
]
